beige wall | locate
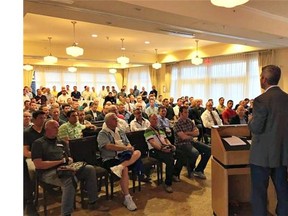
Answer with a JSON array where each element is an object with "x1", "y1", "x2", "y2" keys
[{"x1": 275, "y1": 48, "x2": 288, "y2": 92}]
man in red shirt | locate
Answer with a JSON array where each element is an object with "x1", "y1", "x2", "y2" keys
[{"x1": 221, "y1": 99, "x2": 236, "y2": 124}]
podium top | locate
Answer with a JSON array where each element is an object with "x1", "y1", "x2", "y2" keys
[{"x1": 211, "y1": 125, "x2": 251, "y2": 165}]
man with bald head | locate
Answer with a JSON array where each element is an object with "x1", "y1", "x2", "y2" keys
[
  {"x1": 248, "y1": 65, "x2": 288, "y2": 215},
  {"x1": 32, "y1": 120, "x2": 109, "y2": 215},
  {"x1": 97, "y1": 113, "x2": 141, "y2": 211},
  {"x1": 230, "y1": 105, "x2": 248, "y2": 124}
]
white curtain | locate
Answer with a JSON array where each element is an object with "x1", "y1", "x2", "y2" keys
[
  {"x1": 170, "y1": 52, "x2": 261, "y2": 104},
  {"x1": 34, "y1": 66, "x2": 119, "y2": 94},
  {"x1": 126, "y1": 66, "x2": 152, "y2": 92}
]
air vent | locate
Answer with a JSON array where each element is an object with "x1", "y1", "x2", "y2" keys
[{"x1": 159, "y1": 29, "x2": 196, "y2": 38}]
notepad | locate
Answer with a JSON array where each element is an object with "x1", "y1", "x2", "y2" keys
[{"x1": 223, "y1": 136, "x2": 247, "y2": 146}]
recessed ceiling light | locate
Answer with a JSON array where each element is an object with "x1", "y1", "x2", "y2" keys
[
  {"x1": 91, "y1": 34, "x2": 98, "y2": 38},
  {"x1": 144, "y1": 41, "x2": 150, "y2": 44}
]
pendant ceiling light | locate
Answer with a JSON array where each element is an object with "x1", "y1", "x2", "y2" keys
[
  {"x1": 23, "y1": 64, "x2": 34, "y2": 71},
  {"x1": 44, "y1": 37, "x2": 58, "y2": 64},
  {"x1": 152, "y1": 49, "x2": 162, "y2": 70},
  {"x1": 68, "y1": 66, "x2": 77, "y2": 72},
  {"x1": 66, "y1": 21, "x2": 84, "y2": 57},
  {"x1": 211, "y1": 0, "x2": 249, "y2": 8},
  {"x1": 191, "y1": 40, "x2": 203, "y2": 66},
  {"x1": 117, "y1": 38, "x2": 129, "y2": 66},
  {"x1": 109, "y1": 68, "x2": 117, "y2": 74}
]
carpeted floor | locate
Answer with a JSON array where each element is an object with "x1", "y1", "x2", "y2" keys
[{"x1": 28, "y1": 158, "x2": 258, "y2": 216}]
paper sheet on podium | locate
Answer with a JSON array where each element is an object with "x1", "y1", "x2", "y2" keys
[{"x1": 223, "y1": 136, "x2": 246, "y2": 146}]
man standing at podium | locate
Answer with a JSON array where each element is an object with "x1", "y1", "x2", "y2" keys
[{"x1": 248, "y1": 65, "x2": 288, "y2": 216}]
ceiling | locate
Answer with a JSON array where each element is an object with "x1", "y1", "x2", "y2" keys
[{"x1": 23, "y1": 0, "x2": 288, "y2": 70}]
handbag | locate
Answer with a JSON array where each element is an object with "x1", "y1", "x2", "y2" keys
[{"x1": 56, "y1": 161, "x2": 87, "y2": 178}]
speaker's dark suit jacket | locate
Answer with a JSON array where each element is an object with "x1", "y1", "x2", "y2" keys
[{"x1": 248, "y1": 86, "x2": 288, "y2": 167}]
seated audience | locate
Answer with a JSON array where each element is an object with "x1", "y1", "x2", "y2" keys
[
  {"x1": 59, "y1": 103, "x2": 71, "y2": 122},
  {"x1": 97, "y1": 113, "x2": 141, "y2": 211},
  {"x1": 230, "y1": 105, "x2": 248, "y2": 124},
  {"x1": 216, "y1": 97, "x2": 226, "y2": 116},
  {"x1": 24, "y1": 100, "x2": 31, "y2": 112},
  {"x1": 201, "y1": 101, "x2": 223, "y2": 129},
  {"x1": 173, "y1": 106, "x2": 211, "y2": 179},
  {"x1": 130, "y1": 108, "x2": 151, "y2": 132},
  {"x1": 157, "y1": 106, "x2": 172, "y2": 137},
  {"x1": 29, "y1": 101, "x2": 38, "y2": 113},
  {"x1": 145, "y1": 98, "x2": 158, "y2": 117},
  {"x1": 23, "y1": 111, "x2": 33, "y2": 129},
  {"x1": 23, "y1": 110, "x2": 46, "y2": 215},
  {"x1": 104, "y1": 92, "x2": 116, "y2": 105},
  {"x1": 144, "y1": 114, "x2": 179, "y2": 193},
  {"x1": 162, "y1": 98, "x2": 176, "y2": 121},
  {"x1": 58, "y1": 110, "x2": 96, "y2": 143},
  {"x1": 102, "y1": 105, "x2": 130, "y2": 132},
  {"x1": 222, "y1": 100, "x2": 237, "y2": 124},
  {"x1": 96, "y1": 104, "x2": 110, "y2": 121},
  {"x1": 173, "y1": 98, "x2": 183, "y2": 119},
  {"x1": 32, "y1": 120, "x2": 109, "y2": 215},
  {"x1": 71, "y1": 85, "x2": 81, "y2": 101},
  {"x1": 117, "y1": 103, "x2": 131, "y2": 123},
  {"x1": 50, "y1": 107, "x2": 66, "y2": 126},
  {"x1": 85, "y1": 102, "x2": 101, "y2": 121},
  {"x1": 128, "y1": 103, "x2": 149, "y2": 124},
  {"x1": 188, "y1": 99, "x2": 206, "y2": 142},
  {"x1": 57, "y1": 89, "x2": 71, "y2": 105}
]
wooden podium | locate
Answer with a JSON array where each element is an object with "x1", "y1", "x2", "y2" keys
[{"x1": 211, "y1": 125, "x2": 251, "y2": 216}]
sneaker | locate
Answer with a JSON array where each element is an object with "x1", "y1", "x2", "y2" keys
[
  {"x1": 88, "y1": 202, "x2": 110, "y2": 211},
  {"x1": 110, "y1": 165, "x2": 123, "y2": 178},
  {"x1": 163, "y1": 184, "x2": 173, "y2": 193},
  {"x1": 193, "y1": 171, "x2": 207, "y2": 179},
  {"x1": 172, "y1": 175, "x2": 180, "y2": 182},
  {"x1": 123, "y1": 195, "x2": 137, "y2": 211}
]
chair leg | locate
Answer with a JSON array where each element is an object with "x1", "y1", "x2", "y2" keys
[
  {"x1": 138, "y1": 173, "x2": 141, "y2": 192},
  {"x1": 43, "y1": 184, "x2": 48, "y2": 216},
  {"x1": 110, "y1": 174, "x2": 114, "y2": 200},
  {"x1": 104, "y1": 173, "x2": 109, "y2": 200},
  {"x1": 157, "y1": 162, "x2": 163, "y2": 185},
  {"x1": 132, "y1": 173, "x2": 136, "y2": 193},
  {"x1": 34, "y1": 178, "x2": 39, "y2": 208}
]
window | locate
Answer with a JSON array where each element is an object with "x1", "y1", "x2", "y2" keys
[
  {"x1": 34, "y1": 68, "x2": 119, "y2": 94},
  {"x1": 127, "y1": 66, "x2": 151, "y2": 91},
  {"x1": 170, "y1": 52, "x2": 260, "y2": 103}
]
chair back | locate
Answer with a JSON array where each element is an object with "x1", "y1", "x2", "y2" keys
[
  {"x1": 69, "y1": 135, "x2": 98, "y2": 165},
  {"x1": 126, "y1": 130, "x2": 149, "y2": 157},
  {"x1": 92, "y1": 120, "x2": 105, "y2": 128}
]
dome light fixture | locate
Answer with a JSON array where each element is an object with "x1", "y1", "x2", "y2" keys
[
  {"x1": 109, "y1": 68, "x2": 117, "y2": 74},
  {"x1": 68, "y1": 66, "x2": 77, "y2": 72},
  {"x1": 44, "y1": 37, "x2": 58, "y2": 64},
  {"x1": 23, "y1": 64, "x2": 34, "y2": 71},
  {"x1": 191, "y1": 40, "x2": 203, "y2": 66},
  {"x1": 66, "y1": 21, "x2": 84, "y2": 57},
  {"x1": 152, "y1": 48, "x2": 162, "y2": 70},
  {"x1": 117, "y1": 38, "x2": 129, "y2": 66},
  {"x1": 211, "y1": 0, "x2": 249, "y2": 8}
]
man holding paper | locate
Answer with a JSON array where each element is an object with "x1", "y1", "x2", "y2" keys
[{"x1": 248, "y1": 65, "x2": 288, "y2": 216}]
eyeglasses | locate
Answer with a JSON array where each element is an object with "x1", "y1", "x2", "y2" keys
[{"x1": 24, "y1": 116, "x2": 31, "y2": 118}]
